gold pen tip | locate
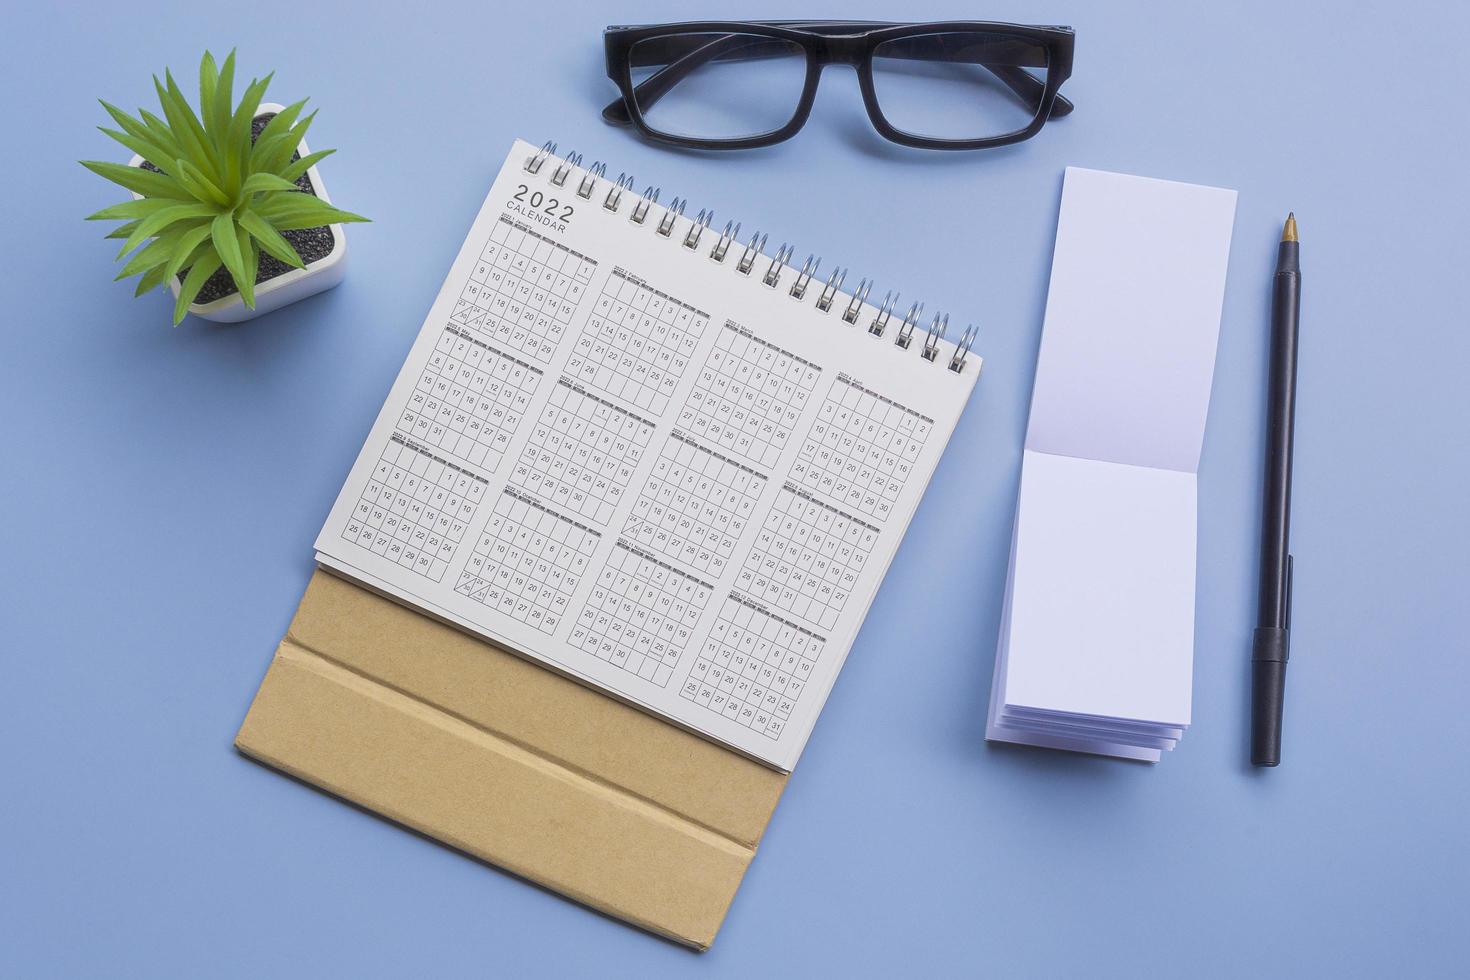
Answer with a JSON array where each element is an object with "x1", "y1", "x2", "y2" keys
[{"x1": 1282, "y1": 212, "x2": 1298, "y2": 243}]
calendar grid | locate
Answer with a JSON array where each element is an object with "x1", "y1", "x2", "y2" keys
[
  {"x1": 569, "y1": 542, "x2": 714, "y2": 687},
  {"x1": 679, "y1": 594, "x2": 826, "y2": 740},
  {"x1": 397, "y1": 327, "x2": 542, "y2": 474},
  {"x1": 454, "y1": 488, "x2": 600, "y2": 636},
  {"x1": 790, "y1": 377, "x2": 934, "y2": 521},
  {"x1": 510, "y1": 379, "x2": 655, "y2": 527},
  {"x1": 341, "y1": 434, "x2": 488, "y2": 582},
  {"x1": 622, "y1": 431, "x2": 767, "y2": 579},
  {"x1": 565, "y1": 270, "x2": 710, "y2": 414},
  {"x1": 451, "y1": 215, "x2": 596, "y2": 363},
  {"x1": 735, "y1": 485, "x2": 879, "y2": 631},
  {"x1": 679, "y1": 322, "x2": 822, "y2": 470}
]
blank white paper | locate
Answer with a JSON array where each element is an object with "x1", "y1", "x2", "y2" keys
[
  {"x1": 987, "y1": 165, "x2": 1236, "y2": 757},
  {"x1": 1002, "y1": 450, "x2": 1197, "y2": 725},
  {"x1": 1025, "y1": 168, "x2": 1237, "y2": 474}
]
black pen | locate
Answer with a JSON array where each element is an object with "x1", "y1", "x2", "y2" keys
[{"x1": 1251, "y1": 213, "x2": 1301, "y2": 768}]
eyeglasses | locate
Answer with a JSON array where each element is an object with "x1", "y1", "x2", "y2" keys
[{"x1": 603, "y1": 20, "x2": 1075, "y2": 150}]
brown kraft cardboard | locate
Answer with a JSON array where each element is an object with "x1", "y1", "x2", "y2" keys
[{"x1": 235, "y1": 569, "x2": 789, "y2": 950}]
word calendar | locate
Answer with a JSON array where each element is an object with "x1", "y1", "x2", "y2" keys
[{"x1": 315, "y1": 140, "x2": 980, "y2": 771}]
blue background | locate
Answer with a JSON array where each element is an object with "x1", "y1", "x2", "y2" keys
[{"x1": 3, "y1": 2, "x2": 1466, "y2": 976}]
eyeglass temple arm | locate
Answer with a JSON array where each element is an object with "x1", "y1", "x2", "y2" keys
[{"x1": 603, "y1": 26, "x2": 1073, "y2": 125}]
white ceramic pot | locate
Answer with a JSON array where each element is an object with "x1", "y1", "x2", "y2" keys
[{"x1": 127, "y1": 102, "x2": 349, "y2": 323}]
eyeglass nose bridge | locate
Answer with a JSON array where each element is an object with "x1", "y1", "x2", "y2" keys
[
  {"x1": 807, "y1": 34, "x2": 870, "y2": 67},
  {"x1": 801, "y1": 38, "x2": 891, "y2": 138}
]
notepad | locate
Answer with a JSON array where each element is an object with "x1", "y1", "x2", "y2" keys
[
  {"x1": 313, "y1": 140, "x2": 982, "y2": 772},
  {"x1": 986, "y1": 166, "x2": 1237, "y2": 761}
]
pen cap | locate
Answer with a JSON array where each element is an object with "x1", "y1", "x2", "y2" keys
[{"x1": 1250, "y1": 627, "x2": 1289, "y2": 767}]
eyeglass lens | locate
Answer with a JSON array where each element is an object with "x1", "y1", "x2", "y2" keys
[
  {"x1": 628, "y1": 33, "x2": 808, "y2": 141},
  {"x1": 870, "y1": 32, "x2": 1049, "y2": 140}
]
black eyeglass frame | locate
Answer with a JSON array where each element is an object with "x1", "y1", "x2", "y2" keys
[{"x1": 603, "y1": 20, "x2": 1075, "y2": 150}]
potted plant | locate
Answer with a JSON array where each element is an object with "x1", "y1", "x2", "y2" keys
[{"x1": 82, "y1": 50, "x2": 368, "y2": 324}]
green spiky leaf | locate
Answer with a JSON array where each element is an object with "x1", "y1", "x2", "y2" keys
[
  {"x1": 135, "y1": 264, "x2": 169, "y2": 297},
  {"x1": 211, "y1": 210, "x2": 249, "y2": 298},
  {"x1": 199, "y1": 52, "x2": 218, "y2": 131},
  {"x1": 236, "y1": 223, "x2": 258, "y2": 308},
  {"x1": 174, "y1": 157, "x2": 230, "y2": 206},
  {"x1": 238, "y1": 208, "x2": 304, "y2": 268},
  {"x1": 100, "y1": 100, "x2": 185, "y2": 162},
  {"x1": 115, "y1": 234, "x2": 179, "y2": 279},
  {"x1": 262, "y1": 110, "x2": 317, "y2": 175},
  {"x1": 252, "y1": 101, "x2": 307, "y2": 172},
  {"x1": 80, "y1": 160, "x2": 193, "y2": 200},
  {"x1": 279, "y1": 148, "x2": 334, "y2": 184},
  {"x1": 96, "y1": 126, "x2": 176, "y2": 173},
  {"x1": 164, "y1": 226, "x2": 217, "y2": 283},
  {"x1": 87, "y1": 197, "x2": 180, "y2": 222},
  {"x1": 251, "y1": 99, "x2": 304, "y2": 156},
  {"x1": 239, "y1": 172, "x2": 300, "y2": 195},
  {"x1": 96, "y1": 127, "x2": 168, "y2": 168},
  {"x1": 114, "y1": 202, "x2": 217, "y2": 257},
  {"x1": 226, "y1": 73, "x2": 273, "y2": 176},
  {"x1": 137, "y1": 109, "x2": 184, "y2": 156},
  {"x1": 174, "y1": 246, "x2": 223, "y2": 324},
  {"x1": 211, "y1": 52, "x2": 237, "y2": 141},
  {"x1": 255, "y1": 194, "x2": 369, "y2": 230},
  {"x1": 154, "y1": 73, "x2": 218, "y2": 183},
  {"x1": 166, "y1": 70, "x2": 220, "y2": 175},
  {"x1": 105, "y1": 220, "x2": 143, "y2": 241}
]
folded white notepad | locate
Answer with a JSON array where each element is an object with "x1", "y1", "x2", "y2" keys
[{"x1": 986, "y1": 167, "x2": 1237, "y2": 761}]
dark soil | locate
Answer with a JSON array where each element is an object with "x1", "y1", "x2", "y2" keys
[{"x1": 138, "y1": 113, "x2": 336, "y2": 305}]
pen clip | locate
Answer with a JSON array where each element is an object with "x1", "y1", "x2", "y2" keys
[{"x1": 1285, "y1": 554, "x2": 1294, "y2": 630}]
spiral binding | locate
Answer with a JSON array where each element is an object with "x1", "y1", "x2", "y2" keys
[
  {"x1": 656, "y1": 198, "x2": 686, "y2": 237},
  {"x1": 683, "y1": 209, "x2": 712, "y2": 250},
  {"x1": 550, "y1": 151, "x2": 579, "y2": 187},
  {"x1": 736, "y1": 232, "x2": 767, "y2": 275},
  {"x1": 843, "y1": 279, "x2": 873, "y2": 324},
  {"x1": 576, "y1": 162, "x2": 606, "y2": 199},
  {"x1": 520, "y1": 142, "x2": 978, "y2": 373},
  {"x1": 815, "y1": 267, "x2": 846, "y2": 312},
  {"x1": 603, "y1": 173, "x2": 634, "y2": 212},
  {"x1": 762, "y1": 244, "x2": 794, "y2": 288},
  {"x1": 631, "y1": 186, "x2": 658, "y2": 224},
  {"x1": 922, "y1": 313, "x2": 948, "y2": 361},
  {"x1": 710, "y1": 221, "x2": 740, "y2": 263},
  {"x1": 789, "y1": 255, "x2": 819, "y2": 300}
]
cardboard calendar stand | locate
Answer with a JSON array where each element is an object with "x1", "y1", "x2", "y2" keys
[{"x1": 235, "y1": 569, "x2": 787, "y2": 950}]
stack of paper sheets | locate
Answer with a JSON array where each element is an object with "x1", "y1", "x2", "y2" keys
[{"x1": 986, "y1": 167, "x2": 1237, "y2": 761}]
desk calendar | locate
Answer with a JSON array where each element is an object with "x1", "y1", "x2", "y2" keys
[{"x1": 315, "y1": 140, "x2": 981, "y2": 770}]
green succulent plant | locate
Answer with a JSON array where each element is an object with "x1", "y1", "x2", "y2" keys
[{"x1": 82, "y1": 50, "x2": 368, "y2": 324}]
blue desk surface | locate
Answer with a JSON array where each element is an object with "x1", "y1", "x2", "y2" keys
[{"x1": 4, "y1": 1, "x2": 1466, "y2": 975}]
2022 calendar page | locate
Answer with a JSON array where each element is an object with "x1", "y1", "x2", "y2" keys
[{"x1": 314, "y1": 140, "x2": 980, "y2": 771}]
